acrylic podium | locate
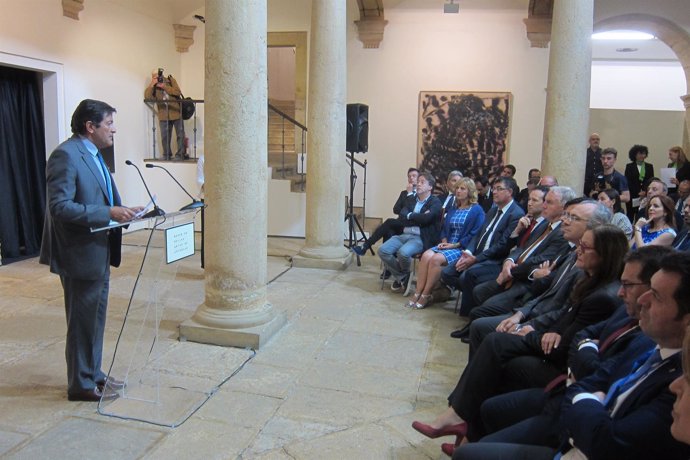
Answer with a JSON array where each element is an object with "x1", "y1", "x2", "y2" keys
[{"x1": 89, "y1": 208, "x2": 230, "y2": 427}]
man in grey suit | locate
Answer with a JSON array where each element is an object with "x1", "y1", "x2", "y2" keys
[{"x1": 40, "y1": 99, "x2": 143, "y2": 401}]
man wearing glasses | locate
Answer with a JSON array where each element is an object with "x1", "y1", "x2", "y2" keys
[{"x1": 440, "y1": 177, "x2": 524, "y2": 317}]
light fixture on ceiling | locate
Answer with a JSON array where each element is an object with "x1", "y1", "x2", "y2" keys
[
  {"x1": 616, "y1": 47, "x2": 639, "y2": 53},
  {"x1": 592, "y1": 31, "x2": 654, "y2": 40},
  {"x1": 444, "y1": 0, "x2": 459, "y2": 14}
]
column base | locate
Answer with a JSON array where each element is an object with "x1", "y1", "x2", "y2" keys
[
  {"x1": 178, "y1": 311, "x2": 287, "y2": 349},
  {"x1": 292, "y1": 251, "x2": 353, "y2": 270}
]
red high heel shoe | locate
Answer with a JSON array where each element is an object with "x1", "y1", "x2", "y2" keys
[
  {"x1": 441, "y1": 442, "x2": 455, "y2": 456},
  {"x1": 411, "y1": 420, "x2": 467, "y2": 439}
]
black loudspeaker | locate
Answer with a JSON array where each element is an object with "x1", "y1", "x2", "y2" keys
[{"x1": 346, "y1": 103, "x2": 368, "y2": 153}]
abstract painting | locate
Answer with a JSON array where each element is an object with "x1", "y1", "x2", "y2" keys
[{"x1": 417, "y1": 91, "x2": 512, "y2": 189}]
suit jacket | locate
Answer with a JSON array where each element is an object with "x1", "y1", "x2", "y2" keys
[
  {"x1": 673, "y1": 227, "x2": 690, "y2": 251},
  {"x1": 624, "y1": 161, "x2": 654, "y2": 206},
  {"x1": 568, "y1": 305, "x2": 645, "y2": 380},
  {"x1": 39, "y1": 135, "x2": 123, "y2": 280},
  {"x1": 477, "y1": 190, "x2": 493, "y2": 213},
  {"x1": 561, "y1": 342, "x2": 690, "y2": 460},
  {"x1": 398, "y1": 194, "x2": 443, "y2": 250},
  {"x1": 467, "y1": 201, "x2": 524, "y2": 264},
  {"x1": 392, "y1": 190, "x2": 414, "y2": 216},
  {"x1": 505, "y1": 222, "x2": 570, "y2": 282}
]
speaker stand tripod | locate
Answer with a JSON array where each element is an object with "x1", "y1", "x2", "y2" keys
[{"x1": 344, "y1": 153, "x2": 371, "y2": 266}]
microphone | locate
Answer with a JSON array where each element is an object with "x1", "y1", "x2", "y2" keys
[
  {"x1": 146, "y1": 163, "x2": 204, "y2": 211},
  {"x1": 125, "y1": 160, "x2": 165, "y2": 218}
]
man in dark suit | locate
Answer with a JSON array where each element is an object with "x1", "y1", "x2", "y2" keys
[
  {"x1": 556, "y1": 252, "x2": 690, "y2": 460},
  {"x1": 475, "y1": 176, "x2": 493, "y2": 213},
  {"x1": 674, "y1": 196, "x2": 690, "y2": 251},
  {"x1": 440, "y1": 177, "x2": 524, "y2": 317},
  {"x1": 40, "y1": 100, "x2": 143, "y2": 402},
  {"x1": 378, "y1": 172, "x2": 442, "y2": 291},
  {"x1": 352, "y1": 167, "x2": 418, "y2": 257},
  {"x1": 584, "y1": 132, "x2": 602, "y2": 197},
  {"x1": 462, "y1": 200, "x2": 612, "y2": 349}
]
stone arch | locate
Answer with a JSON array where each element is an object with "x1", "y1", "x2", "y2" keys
[{"x1": 594, "y1": 14, "x2": 690, "y2": 149}]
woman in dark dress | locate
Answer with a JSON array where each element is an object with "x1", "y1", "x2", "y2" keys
[{"x1": 624, "y1": 144, "x2": 654, "y2": 222}]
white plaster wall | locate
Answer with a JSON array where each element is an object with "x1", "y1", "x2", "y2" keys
[
  {"x1": 591, "y1": 61, "x2": 686, "y2": 111},
  {"x1": 0, "y1": 0, "x2": 187, "y2": 216},
  {"x1": 346, "y1": 6, "x2": 551, "y2": 218}
]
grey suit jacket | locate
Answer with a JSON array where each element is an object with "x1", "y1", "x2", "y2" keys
[{"x1": 40, "y1": 135, "x2": 122, "y2": 280}]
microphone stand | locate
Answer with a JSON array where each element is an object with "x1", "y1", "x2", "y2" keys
[
  {"x1": 145, "y1": 163, "x2": 205, "y2": 211},
  {"x1": 125, "y1": 160, "x2": 165, "y2": 217}
]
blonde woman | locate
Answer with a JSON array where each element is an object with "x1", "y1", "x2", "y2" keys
[{"x1": 407, "y1": 177, "x2": 485, "y2": 309}]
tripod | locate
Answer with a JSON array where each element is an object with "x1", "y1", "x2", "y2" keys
[{"x1": 344, "y1": 153, "x2": 370, "y2": 266}]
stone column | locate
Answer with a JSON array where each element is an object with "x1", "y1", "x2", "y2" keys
[
  {"x1": 682, "y1": 94, "x2": 690, "y2": 155},
  {"x1": 179, "y1": 0, "x2": 285, "y2": 349},
  {"x1": 540, "y1": 0, "x2": 593, "y2": 193},
  {"x1": 292, "y1": 0, "x2": 352, "y2": 270}
]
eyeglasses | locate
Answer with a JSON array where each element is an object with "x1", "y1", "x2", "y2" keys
[
  {"x1": 492, "y1": 186, "x2": 508, "y2": 193},
  {"x1": 620, "y1": 281, "x2": 648, "y2": 291},
  {"x1": 563, "y1": 212, "x2": 586, "y2": 223},
  {"x1": 577, "y1": 239, "x2": 596, "y2": 252}
]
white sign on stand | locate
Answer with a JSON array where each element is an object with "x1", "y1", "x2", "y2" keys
[{"x1": 165, "y1": 222, "x2": 195, "y2": 263}]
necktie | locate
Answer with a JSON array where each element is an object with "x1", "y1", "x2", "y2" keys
[
  {"x1": 603, "y1": 347, "x2": 662, "y2": 408},
  {"x1": 476, "y1": 209, "x2": 503, "y2": 252},
  {"x1": 518, "y1": 218, "x2": 537, "y2": 247},
  {"x1": 598, "y1": 321, "x2": 638, "y2": 354},
  {"x1": 97, "y1": 152, "x2": 113, "y2": 206},
  {"x1": 516, "y1": 224, "x2": 552, "y2": 264}
]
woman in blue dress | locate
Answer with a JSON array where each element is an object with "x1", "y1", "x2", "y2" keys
[
  {"x1": 407, "y1": 177, "x2": 485, "y2": 309},
  {"x1": 630, "y1": 195, "x2": 676, "y2": 249}
]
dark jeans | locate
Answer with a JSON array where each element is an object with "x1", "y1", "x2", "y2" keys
[{"x1": 159, "y1": 118, "x2": 185, "y2": 158}]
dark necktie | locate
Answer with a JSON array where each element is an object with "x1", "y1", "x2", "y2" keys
[
  {"x1": 97, "y1": 152, "x2": 113, "y2": 206},
  {"x1": 476, "y1": 209, "x2": 503, "y2": 252},
  {"x1": 598, "y1": 320, "x2": 638, "y2": 354},
  {"x1": 516, "y1": 224, "x2": 552, "y2": 264}
]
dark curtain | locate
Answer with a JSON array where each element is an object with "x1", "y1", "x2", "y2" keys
[{"x1": 0, "y1": 66, "x2": 47, "y2": 263}]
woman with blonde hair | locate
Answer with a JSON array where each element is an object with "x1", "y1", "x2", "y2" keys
[
  {"x1": 407, "y1": 177, "x2": 485, "y2": 309},
  {"x1": 668, "y1": 146, "x2": 690, "y2": 194}
]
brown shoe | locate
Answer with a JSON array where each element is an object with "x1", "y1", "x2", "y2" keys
[{"x1": 68, "y1": 386, "x2": 119, "y2": 402}]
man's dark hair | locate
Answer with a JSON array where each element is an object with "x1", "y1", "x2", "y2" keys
[
  {"x1": 503, "y1": 164, "x2": 517, "y2": 176},
  {"x1": 407, "y1": 167, "x2": 419, "y2": 175},
  {"x1": 658, "y1": 252, "x2": 690, "y2": 318},
  {"x1": 528, "y1": 168, "x2": 541, "y2": 179},
  {"x1": 475, "y1": 176, "x2": 489, "y2": 187},
  {"x1": 71, "y1": 99, "x2": 116, "y2": 135},
  {"x1": 495, "y1": 177, "x2": 518, "y2": 197},
  {"x1": 602, "y1": 147, "x2": 618, "y2": 158},
  {"x1": 532, "y1": 185, "x2": 549, "y2": 200},
  {"x1": 625, "y1": 246, "x2": 673, "y2": 285},
  {"x1": 418, "y1": 171, "x2": 436, "y2": 190},
  {"x1": 628, "y1": 144, "x2": 649, "y2": 162}
]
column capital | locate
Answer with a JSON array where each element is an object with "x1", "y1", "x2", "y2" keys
[
  {"x1": 523, "y1": 0, "x2": 553, "y2": 48},
  {"x1": 355, "y1": 16, "x2": 388, "y2": 49},
  {"x1": 681, "y1": 93, "x2": 690, "y2": 109},
  {"x1": 62, "y1": 0, "x2": 84, "y2": 20},
  {"x1": 173, "y1": 24, "x2": 196, "y2": 53}
]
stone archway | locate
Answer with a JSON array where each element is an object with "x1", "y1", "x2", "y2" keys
[{"x1": 594, "y1": 14, "x2": 690, "y2": 152}]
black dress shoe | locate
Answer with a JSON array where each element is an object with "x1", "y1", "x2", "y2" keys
[
  {"x1": 97, "y1": 377, "x2": 126, "y2": 391},
  {"x1": 68, "y1": 386, "x2": 119, "y2": 402},
  {"x1": 450, "y1": 324, "x2": 471, "y2": 339},
  {"x1": 460, "y1": 336, "x2": 471, "y2": 344}
]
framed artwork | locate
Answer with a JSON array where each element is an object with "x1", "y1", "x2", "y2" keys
[{"x1": 417, "y1": 91, "x2": 512, "y2": 189}]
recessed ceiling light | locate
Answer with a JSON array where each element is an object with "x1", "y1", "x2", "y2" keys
[
  {"x1": 616, "y1": 47, "x2": 639, "y2": 53},
  {"x1": 592, "y1": 31, "x2": 655, "y2": 40}
]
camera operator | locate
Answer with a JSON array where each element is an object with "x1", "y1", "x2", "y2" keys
[{"x1": 144, "y1": 68, "x2": 188, "y2": 160}]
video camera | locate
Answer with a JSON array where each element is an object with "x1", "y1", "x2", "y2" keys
[{"x1": 157, "y1": 68, "x2": 164, "y2": 83}]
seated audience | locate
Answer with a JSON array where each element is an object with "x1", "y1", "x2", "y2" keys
[
  {"x1": 413, "y1": 224, "x2": 628, "y2": 445},
  {"x1": 635, "y1": 177, "x2": 668, "y2": 221},
  {"x1": 378, "y1": 172, "x2": 442, "y2": 292},
  {"x1": 352, "y1": 167, "x2": 418, "y2": 257},
  {"x1": 517, "y1": 168, "x2": 541, "y2": 211},
  {"x1": 407, "y1": 178, "x2": 485, "y2": 309},
  {"x1": 624, "y1": 144, "x2": 654, "y2": 222},
  {"x1": 500, "y1": 164, "x2": 516, "y2": 178},
  {"x1": 463, "y1": 200, "x2": 611, "y2": 351},
  {"x1": 475, "y1": 177, "x2": 492, "y2": 213},
  {"x1": 675, "y1": 179, "x2": 690, "y2": 219},
  {"x1": 438, "y1": 170, "x2": 464, "y2": 214},
  {"x1": 597, "y1": 188, "x2": 633, "y2": 239},
  {"x1": 631, "y1": 195, "x2": 676, "y2": 248},
  {"x1": 538, "y1": 175, "x2": 558, "y2": 187},
  {"x1": 440, "y1": 177, "x2": 524, "y2": 317},
  {"x1": 452, "y1": 186, "x2": 573, "y2": 340}
]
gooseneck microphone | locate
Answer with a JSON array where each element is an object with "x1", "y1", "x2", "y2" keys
[
  {"x1": 125, "y1": 160, "x2": 165, "y2": 218},
  {"x1": 146, "y1": 163, "x2": 204, "y2": 211}
]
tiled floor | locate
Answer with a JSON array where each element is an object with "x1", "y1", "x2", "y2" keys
[{"x1": 0, "y1": 232, "x2": 469, "y2": 459}]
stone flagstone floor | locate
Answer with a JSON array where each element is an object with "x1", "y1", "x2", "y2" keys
[{"x1": 0, "y1": 232, "x2": 470, "y2": 459}]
